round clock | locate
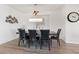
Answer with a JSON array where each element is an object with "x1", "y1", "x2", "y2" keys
[{"x1": 67, "y1": 12, "x2": 79, "y2": 22}]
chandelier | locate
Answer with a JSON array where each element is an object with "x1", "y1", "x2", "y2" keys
[
  {"x1": 33, "y1": 10, "x2": 39, "y2": 16},
  {"x1": 29, "y1": 4, "x2": 43, "y2": 23},
  {"x1": 32, "y1": 4, "x2": 39, "y2": 16}
]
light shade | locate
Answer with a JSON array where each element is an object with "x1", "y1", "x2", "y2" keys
[{"x1": 29, "y1": 18, "x2": 43, "y2": 22}]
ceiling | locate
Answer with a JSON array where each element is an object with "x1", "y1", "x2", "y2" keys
[{"x1": 8, "y1": 4, "x2": 64, "y2": 15}]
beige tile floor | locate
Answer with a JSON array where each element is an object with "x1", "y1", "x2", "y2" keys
[{"x1": 0, "y1": 39, "x2": 79, "y2": 54}]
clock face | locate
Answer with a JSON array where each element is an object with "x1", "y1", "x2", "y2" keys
[{"x1": 67, "y1": 12, "x2": 79, "y2": 22}]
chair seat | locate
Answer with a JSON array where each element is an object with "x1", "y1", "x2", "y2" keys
[{"x1": 51, "y1": 35, "x2": 58, "y2": 39}]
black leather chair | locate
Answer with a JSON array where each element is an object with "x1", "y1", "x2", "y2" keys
[
  {"x1": 28, "y1": 30, "x2": 39, "y2": 48},
  {"x1": 51, "y1": 29, "x2": 61, "y2": 46},
  {"x1": 18, "y1": 29, "x2": 26, "y2": 46},
  {"x1": 40, "y1": 30, "x2": 51, "y2": 50},
  {"x1": 25, "y1": 32, "x2": 30, "y2": 47}
]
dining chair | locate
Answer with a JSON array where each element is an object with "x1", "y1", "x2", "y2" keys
[
  {"x1": 28, "y1": 30, "x2": 39, "y2": 48},
  {"x1": 51, "y1": 29, "x2": 61, "y2": 46},
  {"x1": 18, "y1": 29, "x2": 26, "y2": 46},
  {"x1": 25, "y1": 33, "x2": 30, "y2": 47},
  {"x1": 40, "y1": 30, "x2": 51, "y2": 51}
]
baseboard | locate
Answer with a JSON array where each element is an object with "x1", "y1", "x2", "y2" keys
[
  {"x1": 59, "y1": 39, "x2": 66, "y2": 46},
  {"x1": 0, "y1": 38, "x2": 18, "y2": 45}
]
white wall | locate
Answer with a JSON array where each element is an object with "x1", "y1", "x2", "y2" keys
[
  {"x1": 63, "y1": 4, "x2": 79, "y2": 44},
  {"x1": 49, "y1": 10, "x2": 65, "y2": 40},
  {"x1": 0, "y1": 4, "x2": 65, "y2": 44},
  {"x1": 0, "y1": 5, "x2": 19, "y2": 44}
]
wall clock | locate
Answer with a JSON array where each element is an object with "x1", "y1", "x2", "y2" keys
[{"x1": 67, "y1": 12, "x2": 79, "y2": 23}]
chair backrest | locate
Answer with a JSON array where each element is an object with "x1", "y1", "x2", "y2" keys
[
  {"x1": 40, "y1": 30, "x2": 49, "y2": 40},
  {"x1": 18, "y1": 29, "x2": 25, "y2": 39},
  {"x1": 28, "y1": 30, "x2": 36, "y2": 40},
  {"x1": 57, "y1": 29, "x2": 61, "y2": 38}
]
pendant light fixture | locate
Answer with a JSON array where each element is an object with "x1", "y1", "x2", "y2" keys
[{"x1": 29, "y1": 4, "x2": 43, "y2": 23}]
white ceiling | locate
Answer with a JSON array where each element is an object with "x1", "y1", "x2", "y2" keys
[{"x1": 8, "y1": 4, "x2": 64, "y2": 15}]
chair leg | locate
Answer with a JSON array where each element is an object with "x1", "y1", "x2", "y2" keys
[
  {"x1": 35, "y1": 40, "x2": 37, "y2": 49},
  {"x1": 18, "y1": 39, "x2": 21, "y2": 46},
  {"x1": 19, "y1": 39, "x2": 24, "y2": 46},
  {"x1": 25, "y1": 40, "x2": 27, "y2": 47},
  {"x1": 57, "y1": 39, "x2": 60, "y2": 46},
  {"x1": 40, "y1": 40, "x2": 42, "y2": 49},
  {"x1": 48, "y1": 40, "x2": 50, "y2": 51},
  {"x1": 50, "y1": 39, "x2": 52, "y2": 48},
  {"x1": 28, "y1": 40, "x2": 30, "y2": 48},
  {"x1": 22, "y1": 40, "x2": 24, "y2": 45}
]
